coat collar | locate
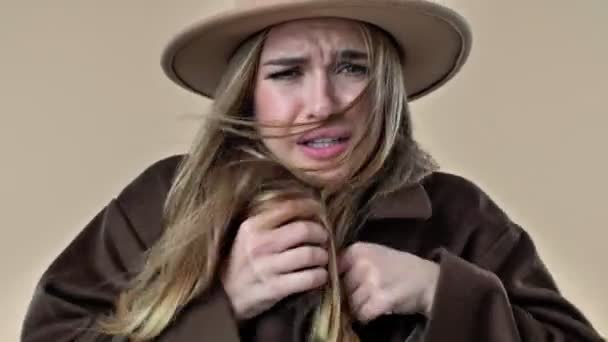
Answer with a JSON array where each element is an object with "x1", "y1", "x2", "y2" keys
[{"x1": 367, "y1": 184, "x2": 433, "y2": 220}]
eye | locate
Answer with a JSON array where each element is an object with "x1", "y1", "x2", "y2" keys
[
  {"x1": 336, "y1": 62, "x2": 368, "y2": 77},
  {"x1": 266, "y1": 67, "x2": 302, "y2": 80}
]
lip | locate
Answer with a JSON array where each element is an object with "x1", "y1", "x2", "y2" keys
[
  {"x1": 296, "y1": 126, "x2": 352, "y2": 161},
  {"x1": 298, "y1": 138, "x2": 350, "y2": 160},
  {"x1": 296, "y1": 127, "x2": 352, "y2": 144}
]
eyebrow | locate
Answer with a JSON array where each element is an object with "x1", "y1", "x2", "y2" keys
[
  {"x1": 262, "y1": 49, "x2": 368, "y2": 66},
  {"x1": 338, "y1": 49, "x2": 368, "y2": 61}
]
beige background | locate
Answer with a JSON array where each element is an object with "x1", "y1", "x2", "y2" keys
[{"x1": 2, "y1": 0, "x2": 607, "y2": 340}]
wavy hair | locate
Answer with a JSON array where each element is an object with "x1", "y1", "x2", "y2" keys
[{"x1": 97, "y1": 21, "x2": 438, "y2": 341}]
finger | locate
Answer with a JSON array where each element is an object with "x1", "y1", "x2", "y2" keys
[
  {"x1": 350, "y1": 284, "x2": 371, "y2": 319},
  {"x1": 338, "y1": 242, "x2": 363, "y2": 275},
  {"x1": 338, "y1": 251, "x2": 350, "y2": 275},
  {"x1": 266, "y1": 246, "x2": 329, "y2": 274},
  {"x1": 244, "y1": 198, "x2": 322, "y2": 233},
  {"x1": 268, "y1": 220, "x2": 328, "y2": 253},
  {"x1": 356, "y1": 295, "x2": 391, "y2": 323},
  {"x1": 358, "y1": 302, "x2": 381, "y2": 324},
  {"x1": 271, "y1": 268, "x2": 328, "y2": 298},
  {"x1": 343, "y1": 263, "x2": 365, "y2": 294}
]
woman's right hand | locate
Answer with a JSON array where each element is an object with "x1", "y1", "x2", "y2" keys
[{"x1": 220, "y1": 199, "x2": 330, "y2": 322}]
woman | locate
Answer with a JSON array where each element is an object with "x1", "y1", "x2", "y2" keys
[{"x1": 21, "y1": 0, "x2": 604, "y2": 341}]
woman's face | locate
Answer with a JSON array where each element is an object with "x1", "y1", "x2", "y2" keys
[{"x1": 254, "y1": 18, "x2": 371, "y2": 186}]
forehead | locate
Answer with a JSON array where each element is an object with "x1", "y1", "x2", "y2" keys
[{"x1": 262, "y1": 18, "x2": 365, "y2": 54}]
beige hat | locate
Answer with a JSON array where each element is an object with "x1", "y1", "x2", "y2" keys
[{"x1": 161, "y1": 0, "x2": 472, "y2": 101}]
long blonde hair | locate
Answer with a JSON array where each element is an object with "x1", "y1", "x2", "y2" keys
[{"x1": 97, "y1": 22, "x2": 438, "y2": 341}]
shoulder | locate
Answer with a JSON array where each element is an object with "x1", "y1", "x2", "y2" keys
[
  {"x1": 116, "y1": 154, "x2": 185, "y2": 204},
  {"x1": 422, "y1": 172, "x2": 489, "y2": 206},
  {"x1": 419, "y1": 172, "x2": 524, "y2": 261},
  {"x1": 113, "y1": 154, "x2": 186, "y2": 245},
  {"x1": 421, "y1": 171, "x2": 511, "y2": 226}
]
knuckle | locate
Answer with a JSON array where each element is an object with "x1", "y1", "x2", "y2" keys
[
  {"x1": 374, "y1": 293, "x2": 391, "y2": 312},
  {"x1": 317, "y1": 248, "x2": 329, "y2": 264},
  {"x1": 305, "y1": 247, "x2": 317, "y2": 264},
  {"x1": 343, "y1": 247, "x2": 357, "y2": 264},
  {"x1": 283, "y1": 199, "x2": 303, "y2": 213},
  {"x1": 317, "y1": 269, "x2": 329, "y2": 284},
  {"x1": 282, "y1": 198, "x2": 319, "y2": 218},
  {"x1": 248, "y1": 238, "x2": 272, "y2": 257},
  {"x1": 312, "y1": 248, "x2": 328, "y2": 265},
  {"x1": 268, "y1": 277, "x2": 286, "y2": 296},
  {"x1": 355, "y1": 255, "x2": 377, "y2": 273},
  {"x1": 367, "y1": 270, "x2": 381, "y2": 289},
  {"x1": 248, "y1": 244, "x2": 263, "y2": 257},
  {"x1": 303, "y1": 275, "x2": 316, "y2": 289},
  {"x1": 359, "y1": 305, "x2": 373, "y2": 322},
  {"x1": 351, "y1": 257, "x2": 368, "y2": 275},
  {"x1": 351, "y1": 242, "x2": 367, "y2": 256},
  {"x1": 316, "y1": 224, "x2": 329, "y2": 243},
  {"x1": 310, "y1": 222, "x2": 328, "y2": 241},
  {"x1": 310, "y1": 269, "x2": 328, "y2": 287},
  {"x1": 298, "y1": 221, "x2": 312, "y2": 237},
  {"x1": 239, "y1": 219, "x2": 256, "y2": 234},
  {"x1": 295, "y1": 222, "x2": 316, "y2": 242}
]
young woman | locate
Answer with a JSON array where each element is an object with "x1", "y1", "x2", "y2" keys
[{"x1": 21, "y1": 0, "x2": 604, "y2": 341}]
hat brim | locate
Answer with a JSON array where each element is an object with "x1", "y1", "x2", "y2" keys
[{"x1": 161, "y1": 0, "x2": 472, "y2": 101}]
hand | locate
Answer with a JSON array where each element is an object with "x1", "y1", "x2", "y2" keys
[
  {"x1": 338, "y1": 242, "x2": 439, "y2": 323},
  {"x1": 221, "y1": 199, "x2": 330, "y2": 321}
]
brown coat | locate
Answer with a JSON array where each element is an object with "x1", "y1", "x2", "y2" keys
[{"x1": 21, "y1": 155, "x2": 605, "y2": 341}]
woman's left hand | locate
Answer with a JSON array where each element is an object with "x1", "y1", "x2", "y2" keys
[{"x1": 338, "y1": 242, "x2": 440, "y2": 323}]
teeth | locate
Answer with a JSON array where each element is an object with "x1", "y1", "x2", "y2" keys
[
  {"x1": 308, "y1": 142, "x2": 336, "y2": 148},
  {"x1": 309, "y1": 138, "x2": 340, "y2": 143},
  {"x1": 305, "y1": 137, "x2": 343, "y2": 148}
]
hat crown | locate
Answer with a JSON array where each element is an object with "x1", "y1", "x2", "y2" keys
[
  {"x1": 235, "y1": 0, "x2": 406, "y2": 9},
  {"x1": 235, "y1": 0, "x2": 308, "y2": 7},
  {"x1": 237, "y1": 0, "x2": 333, "y2": 6}
]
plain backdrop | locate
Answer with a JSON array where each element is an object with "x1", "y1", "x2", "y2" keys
[{"x1": 2, "y1": 0, "x2": 607, "y2": 340}]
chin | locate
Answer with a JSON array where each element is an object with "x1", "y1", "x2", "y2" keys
[
  {"x1": 300, "y1": 167, "x2": 350, "y2": 189},
  {"x1": 274, "y1": 154, "x2": 353, "y2": 189}
]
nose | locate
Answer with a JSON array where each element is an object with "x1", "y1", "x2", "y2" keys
[{"x1": 304, "y1": 71, "x2": 339, "y2": 121}]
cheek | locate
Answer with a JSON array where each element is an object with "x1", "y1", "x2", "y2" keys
[
  {"x1": 254, "y1": 86, "x2": 274, "y2": 123},
  {"x1": 254, "y1": 84, "x2": 298, "y2": 125},
  {"x1": 344, "y1": 91, "x2": 371, "y2": 127},
  {"x1": 335, "y1": 79, "x2": 369, "y2": 116},
  {"x1": 253, "y1": 84, "x2": 298, "y2": 158},
  {"x1": 345, "y1": 93, "x2": 376, "y2": 157}
]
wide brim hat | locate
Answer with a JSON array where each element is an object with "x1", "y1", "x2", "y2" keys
[{"x1": 161, "y1": 0, "x2": 472, "y2": 101}]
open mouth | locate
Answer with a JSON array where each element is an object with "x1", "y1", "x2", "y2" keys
[
  {"x1": 300, "y1": 136, "x2": 350, "y2": 148},
  {"x1": 297, "y1": 134, "x2": 351, "y2": 160}
]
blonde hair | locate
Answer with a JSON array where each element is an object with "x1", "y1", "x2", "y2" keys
[{"x1": 97, "y1": 22, "x2": 437, "y2": 341}]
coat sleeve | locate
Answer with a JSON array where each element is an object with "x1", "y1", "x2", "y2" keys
[
  {"x1": 424, "y1": 225, "x2": 605, "y2": 342},
  {"x1": 21, "y1": 156, "x2": 242, "y2": 342}
]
